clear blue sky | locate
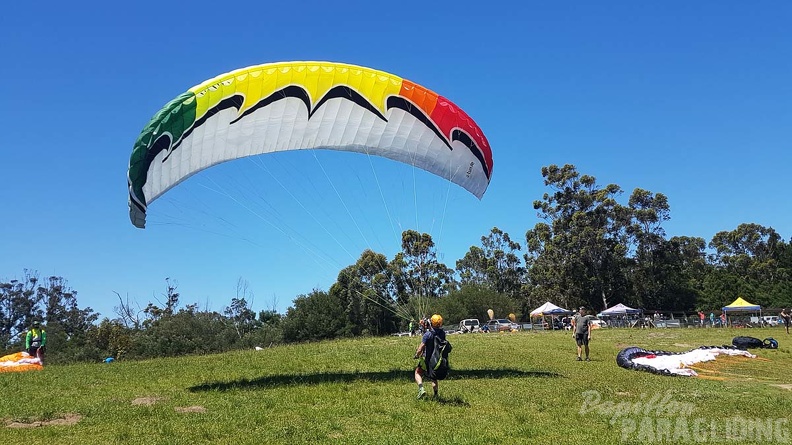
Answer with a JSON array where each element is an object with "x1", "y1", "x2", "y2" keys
[{"x1": 2, "y1": 1, "x2": 790, "y2": 319}]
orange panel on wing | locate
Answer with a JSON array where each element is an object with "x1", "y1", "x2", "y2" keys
[{"x1": 399, "y1": 80, "x2": 438, "y2": 116}]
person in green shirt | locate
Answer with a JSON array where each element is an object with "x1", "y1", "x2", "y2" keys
[
  {"x1": 25, "y1": 321, "x2": 47, "y2": 363},
  {"x1": 571, "y1": 306, "x2": 593, "y2": 361}
]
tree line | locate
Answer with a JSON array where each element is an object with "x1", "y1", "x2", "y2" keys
[{"x1": 3, "y1": 164, "x2": 790, "y2": 362}]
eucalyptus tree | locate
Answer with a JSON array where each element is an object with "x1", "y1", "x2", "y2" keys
[
  {"x1": 456, "y1": 227, "x2": 525, "y2": 297},
  {"x1": 0, "y1": 271, "x2": 42, "y2": 351},
  {"x1": 385, "y1": 230, "x2": 455, "y2": 322},
  {"x1": 626, "y1": 188, "x2": 676, "y2": 309},
  {"x1": 525, "y1": 164, "x2": 631, "y2": 310},
  {"x1": 708, "y1": 223, "x2": 790, "y2": 306},
  {"x1": 664, "y1": 235, "x2": 710, "y2": 309},
  {"x1": 710, "y1": 223, "x2": 782, "y2": 280},
  {"x1": 0, "y1": 272, "x2": 98, "y2": 361},
  {"x1": 223, "y1": 290, "x2": 258, "y2": 341},
  {"x1": 394, "y1": 230, "x2": 454, "y2": 299},
  {"x1": 330, "y1": 249, "x2": 398, "y2": 336},
  {"x1": 37, "y1": 275, "x2": 99, "y2": 361}
]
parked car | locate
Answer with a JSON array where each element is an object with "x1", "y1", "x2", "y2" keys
[
  {"x1": 485, "y1": 319, "x2": 513, "y2": 332},
  {"x1": 762, "y1": 316, "x2": 781, "y2": 327},
  {"x1": 458, "y1": 318, "x2": 481, "y2": 333},
  {"x1": 655, "y1": 319, "x2": 682, "y2": 328}
]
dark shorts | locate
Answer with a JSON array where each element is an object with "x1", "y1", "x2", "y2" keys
[
  {"x1": 575, "y1": 333, "x2": 589, "y2": 346},
  {"x1": 27, "y1": 346, "x2": 41, "y2": 357}
]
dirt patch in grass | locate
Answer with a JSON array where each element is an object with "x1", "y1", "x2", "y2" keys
[
  {"x1": 6, "y1": 413, "x2": 82, "y2": 428},
  {"x1": 132, "y1": 396, "x2": 164, "y2": 406},
  {"x1": 771, "y1": 384, "x2": 792, "y2": 390},
  {"x1": 175, "y1": 405, "x2": 206, "y2": 413}
]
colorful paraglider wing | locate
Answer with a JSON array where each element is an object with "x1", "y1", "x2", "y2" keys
[
  {"x1": 616, "y1": 346, "x2": 755, "y2": 377},
  {"x1": 0, "y1": 352, "x2": 43, "y2": 373},
  {"x1": 128, "y1": 61, "x2": 493, "y2": 228}
]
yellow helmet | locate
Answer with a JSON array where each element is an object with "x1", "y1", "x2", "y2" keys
[{"x1": 430, "y1": 314, "x2": 443, "y2": 328}]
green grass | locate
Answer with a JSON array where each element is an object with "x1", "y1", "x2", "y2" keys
[{"x1": 1, "y1": 327, "x2": 790, "y2": 444}]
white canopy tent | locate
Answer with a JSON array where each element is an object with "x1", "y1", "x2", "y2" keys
[
  {"x1": 598, "y1": 303, "x2": 642, "y2": 317},
  {"x1": 530, "y1": 302, "x2": 573, "y2": 330},
  {"x1": 597, "y1": 303, "x2": 644, "y2": 327},
  {"x1": 530, "y1": 302, "x2": 574, "y2": 317}
]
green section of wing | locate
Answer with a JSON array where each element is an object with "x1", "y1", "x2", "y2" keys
[{"x1": 127, "y1": 91, "x2": 196, "y2": 226}]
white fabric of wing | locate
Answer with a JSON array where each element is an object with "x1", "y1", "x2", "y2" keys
[
  {"x1": 0, "y1": 354, "x2": 42, "y2": 367},
  {"x1": 632, "y1": 348, "x2": 756, "y2": 376},
  {"x1": 142, "y1": 98, "x2": 489, "y2": 205}
]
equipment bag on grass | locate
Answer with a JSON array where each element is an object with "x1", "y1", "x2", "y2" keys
[
  {"x1": 426, "y1": 335, "x2": 452, "y2": 380},
  {"x1": 732, "y1": 336, "x2": 778, "y2": 350}
]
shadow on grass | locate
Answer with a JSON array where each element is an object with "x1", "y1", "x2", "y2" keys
[
  {"x1": 427, "y1": 395, "x2": 470, "y2": 407},
  {"x1": 188, "y1": 368, "x2": 560, "y2": 392}
]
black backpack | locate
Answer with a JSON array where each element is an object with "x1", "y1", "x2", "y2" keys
[
  {"x1": 426, "y1": 334, "x2": 452, "y2": 380},
  {"x1": 732, "y1": 336, "x2": 778, "y2": 350}
]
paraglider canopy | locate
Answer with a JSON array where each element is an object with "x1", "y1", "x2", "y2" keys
[
  {"x1": 0, "y1": 352, "x2": 43, "y2": 373},
  {"x1": 617, "y1": 346, "x2": 756, "y2": 377},
  {"x1": 128, "y1": 61, "x2": 493, "y2": 229}
]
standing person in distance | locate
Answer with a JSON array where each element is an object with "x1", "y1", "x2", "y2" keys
[
  {"x1": 26, "y1": 321, "x2": 47, "y2": 364},
  {"x1": 571, "y1": 306, "x2": 593, "y2": 361},
  {"x1": 780, "y1": 308, "x2": 791, "y2": 335},
  {"x1": 413, "y1": 314, "x2": 446, "y2": 399}
]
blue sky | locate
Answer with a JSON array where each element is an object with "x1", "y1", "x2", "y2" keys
[{"x1": 2, "y1": 1, "x2": 790, "y2": 319}]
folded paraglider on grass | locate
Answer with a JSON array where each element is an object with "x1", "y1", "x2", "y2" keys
[{"x1": 0, "y1": 351, "x2": 43, "y2": 373}]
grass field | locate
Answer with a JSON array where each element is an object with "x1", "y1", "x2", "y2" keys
[{"x1": 1, "y1": 327, "x2": 790, "y2": 444}]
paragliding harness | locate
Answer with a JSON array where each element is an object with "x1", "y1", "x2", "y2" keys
[
  {"x1": 732, "y1": 336, "x2": 778, "y2": 350},
  {"x1": 426, "y1": 334, "x2": 452, "y2": 380},
  {"x1": 26, "y1": 328, "x2": 46, "y2": 356}
]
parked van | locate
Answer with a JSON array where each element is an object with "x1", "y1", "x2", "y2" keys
[{"x1": 458, "y1": 318, "x2": 480, "y2": 333}]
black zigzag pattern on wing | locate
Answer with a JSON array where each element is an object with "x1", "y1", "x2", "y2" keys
[
  {"x1": 452, "y1": 129, "x2": 491, "y2": 179},
  {"x1": 386, "y1": 96, "x2": 452, "y2": 150},
  {"x1": 162, "y1": 95, "x2": 245, "y2": 162},
  {"x1": 230, "y1": 86, "x2": 311, "y2": 125},
  {"x1": 312, "y1": 86, "x2": 387, "y2": 121},
  {"x1": 163, "y1": 86, "x2": 389, "y2": 162}
]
